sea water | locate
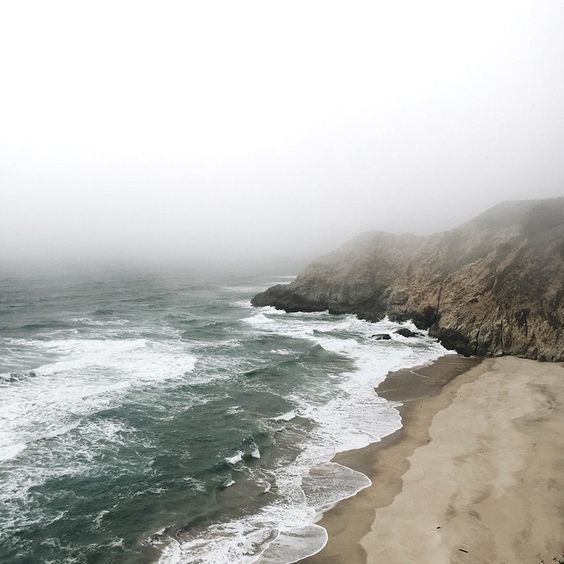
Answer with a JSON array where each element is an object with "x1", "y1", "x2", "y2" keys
[{"x1": 0, "y1": 270, "x2": 449, "y2": 563}]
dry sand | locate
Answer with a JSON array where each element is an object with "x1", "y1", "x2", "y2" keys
[{"x1": 303, "y1": 356, "x2": 564, "y2": 564}]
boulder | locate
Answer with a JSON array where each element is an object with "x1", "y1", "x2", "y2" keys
[{"x1": 394, "y1": 328, "x2": 418, "y2": 338}]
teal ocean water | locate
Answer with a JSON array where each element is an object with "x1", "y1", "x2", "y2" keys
[{"x1": 0, "y1": 271, "x2": 449, "y2": 563}]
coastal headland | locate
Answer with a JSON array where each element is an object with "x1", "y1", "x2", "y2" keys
[{"x1": 253, "y1": 198, "x2": 564, "y2": 362}]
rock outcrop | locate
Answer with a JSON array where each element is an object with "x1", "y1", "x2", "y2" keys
[{"x1": 252, "y1": 198, "x2": 564, "y2": 361}]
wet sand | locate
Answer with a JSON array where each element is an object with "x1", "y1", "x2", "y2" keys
[{"x1": 303, "y1": 355, "x2": 564, "y2": 564}]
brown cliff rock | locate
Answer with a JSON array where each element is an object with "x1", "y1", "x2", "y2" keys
[{"x1": 252, "y1": 198, "x2": 564, "y2": 361}]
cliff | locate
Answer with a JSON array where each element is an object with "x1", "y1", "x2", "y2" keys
[{"x1": 252, "y1": 198, "x2": 564, "y2": 361}]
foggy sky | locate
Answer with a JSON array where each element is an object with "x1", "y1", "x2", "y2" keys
[{"x1": 1, "y1": 1, "x2": 564, "y2": 271}]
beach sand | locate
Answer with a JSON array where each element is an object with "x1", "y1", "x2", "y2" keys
[{"x1": 303, "y1": 355, "x2": 564, "y2": 564}]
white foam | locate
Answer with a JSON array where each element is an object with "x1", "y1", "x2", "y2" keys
[
  {"x1": 302, "y1": 462, "x2": 371, "y2": 512},
  {"x1": 0, "y1": 338, "x2": 197, "y2": 455},
  {"x1": 243, "y1": 313, "x2": 274, "y2": 327},
  {"x1": 225, "y1": 451, "x2": 244, "y2": 465},
  {"x1": 254, "y1": 525, "x2": 328, "y2": 564},
  {"x1": 94, "y1": 509, "x2": 110, "y2": 529},
  {"x1": 3, "y1": 292, "x2": 449, "y2": 564},
  {"x1": 0, "y1": 442, "x2": 26, "y2": 462},
  {"x1": 71, "y1": 317, "x2": 130, "y2": 327},
  {"x1": 159, "y1": 310, "x2": 452, "y2": 564},
  {"x1": 0, "y1": 335, "x2": 197, "y2": 539},
  {"x1": 271, "y1": 410, "x2": 296, "y2": 422},
  {"x1": 233, "y1": 300, "x2": 253, "y2": 309},
  {"x1": 254, "y1": 306, "x2": 287, "y2": 316}
]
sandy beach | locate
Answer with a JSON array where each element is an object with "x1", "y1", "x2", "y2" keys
[{"x1": 304, "y1": 355, "x2": 564, "y2": 564}]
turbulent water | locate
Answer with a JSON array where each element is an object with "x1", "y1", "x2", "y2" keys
[{"x1": 0, "y1": 271, "x2": 449, "y2": 563}]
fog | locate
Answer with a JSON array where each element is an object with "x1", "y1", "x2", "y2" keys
[{"x1": 1, "y1": 1, "x2": 564, "y2": 272}]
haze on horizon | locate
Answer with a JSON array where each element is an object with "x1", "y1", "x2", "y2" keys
[{"x1": 1, "y1": 0, "x2": 564, "y2": 272}]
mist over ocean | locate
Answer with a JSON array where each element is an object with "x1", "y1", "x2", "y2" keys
[{"x1": 0, "y1": 271, "x2": 449, "y2": 563}]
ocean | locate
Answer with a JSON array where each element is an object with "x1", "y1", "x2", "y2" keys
[{"x1": 0, "y1": 270, "x2": 449, "y2": 563}]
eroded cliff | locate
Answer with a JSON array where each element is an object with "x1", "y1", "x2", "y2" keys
[{"x1": 252, "y1": 198, "x2": 564, "y2": 361}]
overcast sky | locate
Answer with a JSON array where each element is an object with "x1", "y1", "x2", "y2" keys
[{"x1": 1, "y1": 0, "x2": 564, "y2": 270}]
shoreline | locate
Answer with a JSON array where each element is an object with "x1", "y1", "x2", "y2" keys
[
  {"x1": 301, "y1": 354, "x2": 482, "y2": 563},
  {"x1": 301, "y1": 355, "x2": 564, "y2": 564}
]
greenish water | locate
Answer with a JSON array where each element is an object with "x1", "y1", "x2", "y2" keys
[{"x1": 0, "y1": 271, "x2": 448, "y2": 563}]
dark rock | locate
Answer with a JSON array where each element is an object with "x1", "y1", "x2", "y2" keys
[
  {"x1": 252, "y1": 198, "x2": 564, "y2": 361},
  {"x1": 394, "y1": 328, "x2": 418, "y2": 338},
  {"x1": 371, "y1": 333, "x2": 392, "y2": 340}
]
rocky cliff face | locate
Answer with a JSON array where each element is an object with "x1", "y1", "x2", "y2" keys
[{"x1": 252, "y1": 198, "x2": 564, "y2": 361}]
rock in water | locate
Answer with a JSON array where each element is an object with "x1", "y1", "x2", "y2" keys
[
  {"x1": 394, "y1": 328, "x2": 418, "y2": 338},
  {"x1": 252, "y1": 198, "x2": 564, "y2": 361},
  {"x1": 371, "y1": 333, "x2": 392, "y2": 340}
]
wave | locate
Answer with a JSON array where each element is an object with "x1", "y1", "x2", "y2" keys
[
  {"x1": 225, "y1": 451, "x2": 244, "y2": 465},
  {"x1": 156, "y1": 463, "x2": 369, "y2": 564},
  {"x1": 157, "y1": 310, "x2": 451, "y2": 564},
  {"x1": 0, "y1": 442, "x2": 26, "y2": 462},
  {"x1": 254, "y1": 525, "x2": 328, "y2": 564},
  {"x1": 224, "y1": 434, "x2": 265, "y2": 468},
  {"x1": 92, "y1": 308, "x2": 115, "y2": 316},
  {"x1": 232, "y1": 299, "x2": 252, "y2": 309},
  {"x1": 271, "y1": 410, "x2": 297, "y2": 422},
  {"x1": 0, "y1": 334, "x2": 198, "y2": 536},
  {"x1": 0, "y1": 370, "x2": 37, "y2": 384},
  {"x1": 70, "y1": 317, "x2": 130, "y2": 327},
  {"x1": 19, "y1": 320, "x2": 74, "y2": 331},
  {"x1": 2, "y1": 277, "x2": 450, "y2": 564}
]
